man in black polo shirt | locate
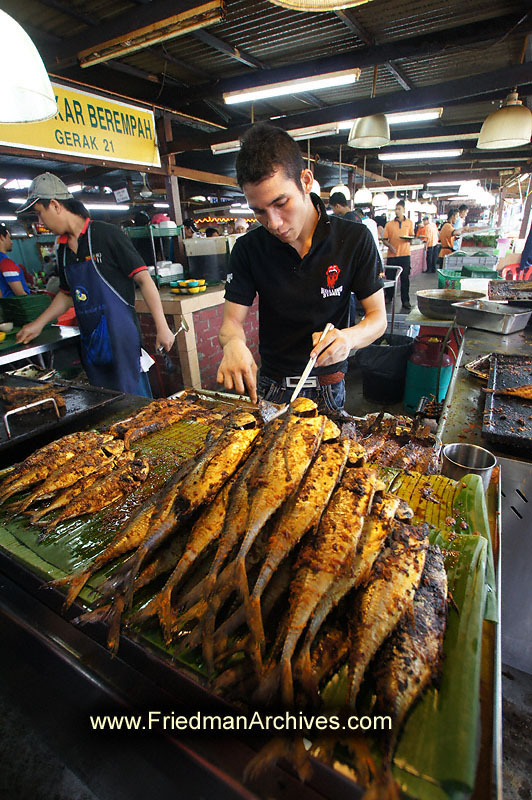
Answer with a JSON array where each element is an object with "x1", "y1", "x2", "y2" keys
[{"x1": 217, "y1": 123, "x2": 386, "y2": 411}]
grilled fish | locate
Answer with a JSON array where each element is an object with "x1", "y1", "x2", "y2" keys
[
  {"x1": 346, "y1": 523, "x2": 429, "y2": 709},
  {"x1": 17, "y1": 439, "x2": 125, "y2": 512},
  {"x1": 43, "y1": 454, "x2": 149, "y2": 534},
  {"x1": 375, "y1": 544, "x2": 447, "y2": 757},
  {"x1": 297, "y1": 492, "x2": 400, "y2": 696},
  {"x1": 484, "y1": 384, "x2": 532, "y2": 400},
  {"x1": 246, "y1": 436, "x2": 350, "y2": 672},
  {"x1": 0, "y1": 432, "x2": 114, "y2": 504},
  {"x1": 0, "y1": 383, "x2": 66, "y2": 415},
  {"x1": 257, "y1": 467, "x2": 384, "y2": 706},
  {"x1": 28, "y1": 463, "x2": 115, "y2": 525},
  {"x1": 120, "y1": 411, "x2": 260, "y2": 607}
]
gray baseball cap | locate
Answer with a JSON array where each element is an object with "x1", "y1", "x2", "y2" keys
[{"x1": 17, "y1": 172, "x2": 74, "y2": 213}]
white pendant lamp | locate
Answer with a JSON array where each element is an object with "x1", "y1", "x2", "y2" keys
[
  {"x1": 330, "y1": 144, "x2": 351, "y2": 201},
  {"x1": 353, "y1": 156, "x2": 372, "y2": 204},
  {"x1": 0, "y1": 10, "x2": 57, "y2": 123},
  {"x1": 269, "y1": 0, "x2": 373, "y2": 11},
  {"x1": 477, "y1": 91, "x2": 532, "y2": 150},
  {"x1": 347, "y1": 65, "x2": 390, "y2": 149},
  {"x1": 348, "y1": 113, "x2": 390, "y2": 149},
  {"x1": 372, "y1": 192, "x2": 389, "y2": 207}
]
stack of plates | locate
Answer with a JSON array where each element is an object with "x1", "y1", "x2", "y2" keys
[{"x1": 0, "y1": 294, "x2": 52, "y2": 326}]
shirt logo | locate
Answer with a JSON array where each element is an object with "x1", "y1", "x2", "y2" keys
[
  {"x1": 226, "y1": 272, "x2": 233, "y2": 283},
  {"x1": 326, "y1": 264, "x2": 340, "y2": 289},
  {"x1": 75, "y1": 286, "x2": 88, "y2": 303}
]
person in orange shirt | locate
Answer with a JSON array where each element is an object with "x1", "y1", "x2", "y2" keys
[
  {"x1": 418, "y1": 215, "x2": 440, "y2": 273},
  {"x1": 437, "y1": 208, "x2": 459, "y2": 269},
  {"x1": 383, "y1": 201, "x2": 414, "y2": 311}
]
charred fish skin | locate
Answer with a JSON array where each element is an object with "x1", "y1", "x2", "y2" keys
[
  {"x1": 346, "y1": 523, "x2": 429, "y2": 710},
  {"x1": 246, "y1": 436, "x2": 351, "y2": 670},
  {"x1": 375, "y1": 544, "x2": 448, "y2": 757},
  {"x1": 296, "y1": 491, "x2": 400, "y2": 696}
]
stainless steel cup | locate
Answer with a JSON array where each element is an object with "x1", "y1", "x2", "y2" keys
[{"x1": 441, "y1": 443, "x2": 497, "y2": 492}]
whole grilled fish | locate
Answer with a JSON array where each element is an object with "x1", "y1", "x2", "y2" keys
[
  {"x1": 109, "y1": 396, "x2": 200, "y2": 437},
  {"x1": 256, "y1": 466, "x2": 384, "y2": 706},
  {"x1": 297, "y1": 491, "x2": 400, "y2": 696},
  {"x1": 0, "y1": 431, "x2": 114, "y2": 504},
  {"x1": 29, "y1": 462, "x2": 116, "y2": 525},
  {"x1": 123, "y1": 407, "x2": 227, "y2": 450},
  {"x1": 375, "y1": 544, "x2": 447, "y2": 758},
  {"x1": 43, "y1": 454, "x2": 149, "y2": 534},
  {"x1": 246, "y1": 436, "x2": 350, "y2": 673},
  {"x1": 17, "y1": 439, "x2": 125, "y2": 512},
  {"x1": 219, "y1": 412, "x2": 326, "y2": 611},
  {"x1": 346, "y1": 523, "x2": 429, "y2": 709},
  {"x1": 120, "y1": 411, "x2": 260, "y2": 608}
]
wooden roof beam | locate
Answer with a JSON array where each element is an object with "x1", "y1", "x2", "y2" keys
[{"x1": 191, "y1": 30, "x2": 268, "y2": 70}]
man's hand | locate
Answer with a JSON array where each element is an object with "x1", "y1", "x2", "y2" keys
[
  {"x1": 16, "y1": 320, "x2": 45, "y2": 345},
  {"x1": 156, "y1": 323, "x2": 176, "y2": 352},
  {"x1": 217, "y1": 337, "x2": 258, "y2": 403},
  {"x1": 310, "y1": 327, "x2": 353, "y2": 367}
]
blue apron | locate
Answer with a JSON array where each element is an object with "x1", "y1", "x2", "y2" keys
[{"x1": 64, "y1": 224, "x2": 145, "y2": 395}]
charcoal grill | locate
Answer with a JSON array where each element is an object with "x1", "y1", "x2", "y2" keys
[
  {"x1": 482, "y1": 353, "x2": 532, "y2": 452},
  {"x1": 0, "y1": 375, "x2": 123, "y2": 452}
]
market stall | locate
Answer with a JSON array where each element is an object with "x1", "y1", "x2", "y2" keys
[{"x1": 0, "y1": 387, "x2": 501, "y2": 800}]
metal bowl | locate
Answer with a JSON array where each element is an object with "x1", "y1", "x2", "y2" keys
[{"x1": 416, "y1": 289, "x2": 485, "y2": 320}]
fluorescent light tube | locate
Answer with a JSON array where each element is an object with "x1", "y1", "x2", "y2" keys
[
  {"x1": 370, "y1": 184, "x2": 424, "y2": 192},
  {"x1": 153, "y1": 202, "x2": 170, "y2": 208},
  {"x1": 426, "y1": 181, "x2": 462, "y2": 186},
  {"x1": 223, "y1": 69, "x2": 360, "y2": 105},
  {"x1": 0, "y1": 215, "x2": 17, "y2": 221},
  {"x1": 85, "y1": 203, "x2": 130, "y2": 211},
  {"x1": 211, "y1": 141, "x2": 240, "y2": 155},
  {"x1": 67, "y1": 184, "x2": 83, "y2": 193},
  {"x1": 378, "y1": 149, "x2": 463, "y2": 161},
  {"x1": 386, "y1": 108, "x2": 443, "y2": 125}
]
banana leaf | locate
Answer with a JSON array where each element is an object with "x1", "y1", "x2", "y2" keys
[{"x1": 378, "y1": 469, "x2": 497, "y2": 622}]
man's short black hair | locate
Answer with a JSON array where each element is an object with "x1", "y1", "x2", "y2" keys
[
  {"x1": 236, "y1": 123, "x2": 305, "y2": 190},
  {"x1": 448, "y1": 207, "x2": 459, "y2": 219},
  {"x1": 0, "y1": 223, "x2": 9, "y2": 239},
  {"x1": 395, "y1": 200, "x2": 405, "y2": 208},
  {"x1": 39, "y1": 197, "x2": 90, "y2": 218},
  {"x1": 458, "y1": 204, "x2": 469, "y2": 213},
  {"x1": 329, "y1": 192, "x2": 350, "y2": 207}
]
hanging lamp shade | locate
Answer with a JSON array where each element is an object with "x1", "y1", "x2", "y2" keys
[
  {"x1": 477, "y1": 92, "x2": 532, "y2": 150},
  {"x1": 0, "y1": 10, "x2": 57, "y2": 123},
  {"x1": 330, "y1": 183, "x2": 351, "y2": 201},
  {"x1": 354, "y1": 187, "x2": 372, "y2": 204},
  {"x1": 348, "y1": 114, "x2": 390, "y2": 149},
  {"x1": 372, "y1": 192, "x2": 389, "y2": 207},
  {"x1": 269, "y1": 0, "x2": 373, "y2": 11}
]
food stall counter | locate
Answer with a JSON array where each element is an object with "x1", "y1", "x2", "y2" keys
[{"x1": 0, "y1": 324, "x2": 80, "y2": 368}]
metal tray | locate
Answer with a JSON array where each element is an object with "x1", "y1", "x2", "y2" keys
[
  {"x1": 0, "y1": 375, "x2": 123, "y2": 451},
  {"x1": 488, "y1": 280, "x2": 532, "y2": 301},
  {"x1": 482, "y1": 353, "x2": 532, "y2": 452},
  {"x1": 452, "y1": 300, "x2": 532, "y2": 334}
]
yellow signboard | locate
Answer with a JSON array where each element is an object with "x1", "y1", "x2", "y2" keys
[{"x1": 0, "y1": 82, "x2": 160, "y2": 168}]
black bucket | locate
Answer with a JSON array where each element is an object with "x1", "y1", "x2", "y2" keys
[{"x1": 355, "y1": 334, "x2": 414, "y2": 403}]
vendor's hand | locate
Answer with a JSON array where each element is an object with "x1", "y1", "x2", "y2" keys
[
  {"x1": 310, "y1": 327, "x2": 353, "y2": 367},
  {"x1": 156, "y1": 323, "x2": 176, "y2": 352},
  {"x1": 16, "y1": 320, "x2": 44, "y2": 345},
  {"x1": 217, "y1": 338, "x2": 258, "y2": 403}
]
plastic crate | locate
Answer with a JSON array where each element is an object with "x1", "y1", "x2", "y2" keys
[
  {"x1": 444, "y1": 253, "x2": 498, "y2": 270},
  {"x1": 461, "y1": 264, "x2": 502, "y2": 279},
  {"x1": 437, "y1": 269, "x2": 462, "y2": 289}
]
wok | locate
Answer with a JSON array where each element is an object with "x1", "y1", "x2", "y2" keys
[{"x1": 416, "y1": 289, "x2": 485, "y2": 320}]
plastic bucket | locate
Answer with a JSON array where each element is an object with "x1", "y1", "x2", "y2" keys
[{"x1": 356, "y1": 334, "x2": 414, "y2": 403}]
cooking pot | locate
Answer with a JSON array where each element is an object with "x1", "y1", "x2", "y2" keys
[{"x1": 416, "y1": 289, "x2": 485, "y2": 320}]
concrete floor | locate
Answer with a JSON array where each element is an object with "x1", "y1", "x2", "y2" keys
[{"x1": 1, "y1": 268, "x2": 531, "y2": 799}]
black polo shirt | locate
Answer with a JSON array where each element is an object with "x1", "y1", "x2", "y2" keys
[
  {"x1": 58, "y1": 220, "x2": 146, "y2": 305},
  {"x1": 225, "y1": 194, "x2": 383, "y2": 377}
]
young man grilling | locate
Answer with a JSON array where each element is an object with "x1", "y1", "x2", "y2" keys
[{"x1": 216, "y1": 123, "x2": 386, "y2": 412}]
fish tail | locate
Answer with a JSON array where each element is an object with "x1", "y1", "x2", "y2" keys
[
  {"x1": 106, "y1": 596, "x2": 126, "y2": 656},
  {"x1": 253, "y1": 663, "x2": 281, "y2": 706},
  {"x1": 362, "y1": 763, "x2": 401, "y2": 800},
  {"x1": 201, "y1": 615, "x2": 217, "y2": 675},
  {"x1": 280, "y1": 657, "x2": 295, "y2": 707},
  {"x1": 296, "y1": 644, "x2": 317, "y2": 700},
  {"x1": 72, "y1": 603, "x2": 113, "y2": 626},
  {"x1": 158, "y1": 589, "x2": 175, "y2": 645},
  {"x1": 236, "y1": 557, "x2": 249, "y2": 603},
  {"x1": 49, "y1": 569, "x2": 92, "y2": 609},
  {"x1": 246, "y1": 593, "x2": 266, "y2": 675},
  {"x1": 125, "y1": 596, "x2": 159, "y2": 628}
]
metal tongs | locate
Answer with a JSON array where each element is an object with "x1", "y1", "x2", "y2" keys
[
  {"x1": 261, "y1": 322, "x2": 334, "y2": 423},
  {"x1": 157, "y1": 316, "x2": 189, "y2": 372}
]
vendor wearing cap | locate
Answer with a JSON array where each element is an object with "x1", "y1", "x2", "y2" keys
[
  {"x1": 15, "y1": 173, "x2": 175, "y2": 396},
  {"x1": 0, "y1": 223, "x2": 31, "y2": 297},
  {"x1": 217, "y1": 123, "x2": 386, "y2": 411}
]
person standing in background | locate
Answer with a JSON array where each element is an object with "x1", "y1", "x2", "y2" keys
[
  {"x1": 453, "y1": 204, "x2": 470, "y2": 251},
  {"x1": 438, "y1": 208, "x2": 459, "y2": 268},
  {"x1": 418, "y1": 215, "x2": 439, "y2": 273},
  {"x1": 329, "y1": 193, "x2": 362, "y2": 223},
  {"x1": 0, "y1": 223, "x2": 31, "y2": 297},
  {"x1": 383, "y1": 201, "x2": 414, "y2": 311},
  {"x1": 354, "y1": 207, "x2": 381, "y2": 260}
]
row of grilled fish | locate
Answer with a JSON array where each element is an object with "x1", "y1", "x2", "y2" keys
[{"x1": 0, "y1": 395, "x2": 448, "y2": 792}]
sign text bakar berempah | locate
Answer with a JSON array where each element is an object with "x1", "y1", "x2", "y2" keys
[{"x1": 0, "y1": 82, "x2": 160, "y2": 168}]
